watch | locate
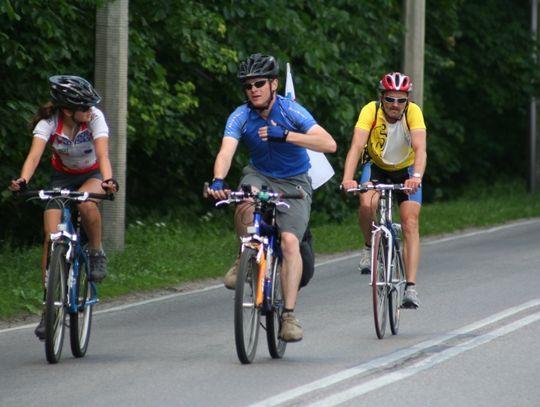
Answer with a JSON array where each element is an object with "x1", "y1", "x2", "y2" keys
[{"x1": 413, "y1": 172, "x2": 422, "y2": 179}]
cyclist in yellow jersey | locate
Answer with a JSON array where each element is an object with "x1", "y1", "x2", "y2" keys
[{"x1": 341, "y1": 72, "x2": 427, "y2": 308}]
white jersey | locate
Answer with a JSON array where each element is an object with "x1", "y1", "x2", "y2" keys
[{"x1": 33, "y1": 107, "x2": 109, "y2": 174}]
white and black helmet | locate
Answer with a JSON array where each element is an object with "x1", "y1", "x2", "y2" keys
[
  {"x1": 49, "y1": 75, "x2": 101, "y2": 109},
  {"x1": 237, "y1": 53, "x2": 279, "y2": 81}
]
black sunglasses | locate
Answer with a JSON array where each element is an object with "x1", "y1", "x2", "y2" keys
[
  {"x1": 384, "y1": 96, "x2": 408, "y2": 104},
  {"x1": 243, "y1": 79, "x2": 268, "y2": 91},
  {"x1": 75, "y1": 106, "x2": 92, "y2": 112}
]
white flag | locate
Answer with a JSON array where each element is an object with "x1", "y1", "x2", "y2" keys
[{"x1": 285, "y1": 63, "x2": 334, "y2": 190}]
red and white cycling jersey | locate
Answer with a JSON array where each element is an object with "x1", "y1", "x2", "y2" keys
[{"x1": 33, "y1": 107, "x2": 109, "y2": 174}]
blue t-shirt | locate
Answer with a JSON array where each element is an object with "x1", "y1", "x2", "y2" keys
[{"x1": 224, "y1": 95, "x2": 317, "y2": 178}]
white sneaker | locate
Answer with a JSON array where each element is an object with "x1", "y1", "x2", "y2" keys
[
  {"x1": 358, "y1": 247, "x2": 371, "y2": 274},
  {"x1": 402, "y1": 286, "x2": 420, "y2": 309}
]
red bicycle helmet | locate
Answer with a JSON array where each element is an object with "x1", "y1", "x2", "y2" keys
[{"x1": 378, "y1": 72, "x2": 412, "y2": 93}]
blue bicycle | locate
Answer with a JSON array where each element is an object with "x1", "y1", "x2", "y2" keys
[
  {"x1": 20, "y1": 189, "x2": 114, "y2": 363},
  {"x1": 211, "y1": 184, "x2": 304, "y2": 364}
]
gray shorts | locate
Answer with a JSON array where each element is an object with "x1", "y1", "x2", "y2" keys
[
  {"x1": 47, "y1": 169, "x2": 103, "y2": 209},
  {"x1": 239, "y1": 165, "x2": 313, "y2": 241}
]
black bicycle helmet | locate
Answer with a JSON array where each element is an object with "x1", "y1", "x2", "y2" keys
[
  {"x1": 49, "y1": 75, "x2": 101, "y2": 109},
  {"x1": 237, "y1": 53, "x2": 279, "y2": 81}
]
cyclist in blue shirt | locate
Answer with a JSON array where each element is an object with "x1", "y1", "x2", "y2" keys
[{"x1": 207, "y1": 53, "x2": 336, "y2": 342}]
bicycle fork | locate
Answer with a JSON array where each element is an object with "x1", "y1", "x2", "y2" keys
[{"x1": 371, "y1": 224, "x2": 394, "y2": 289}]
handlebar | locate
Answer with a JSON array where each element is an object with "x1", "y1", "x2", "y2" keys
[
  {"x1": 203, "y1": 182, "x2": 304, "y2": 206},
  {"x1": 14, "y1": 189, "x2": 115, "y2": 202},
  {"x1": 346, "y1": 183, "x2": 411, "y2": 194}
]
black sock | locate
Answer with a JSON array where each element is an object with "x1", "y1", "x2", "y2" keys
[
  {"x1": 283, "y1": 308, "x2": 294, "y2": 314},
  {"x1": 406, "y1": 282, "x2": 416, "y2": 288}
]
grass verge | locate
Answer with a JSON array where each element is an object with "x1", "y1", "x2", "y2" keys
[{"x1": 1, "y1": 182, "x2": 539, "y2": 321}]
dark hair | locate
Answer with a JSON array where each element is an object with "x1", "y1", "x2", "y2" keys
[{"x1": 30, "y1": 101, "x2": 58, "y2": 130}]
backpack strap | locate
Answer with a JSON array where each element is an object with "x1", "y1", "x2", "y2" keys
[{"x1": 361, "y1": 101, "x2": 379, "y2": 165}]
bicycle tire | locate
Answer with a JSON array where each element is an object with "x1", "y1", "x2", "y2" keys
[
  {"x1": 388, "y1": 238, "x2": 405, "y2": 335},
  {"x1": 45, "y1": 244, "x2": 68, "y2": 364},
  {"x1": 234, "y1": 247, "x2": 260, "y2": 364},
  {"x1": 69, "y1": 252, "x2": 93, "y2": 358},
  {"x1": 371, "y1": 230, "x2": 388, "y2": 339},
  {"x1": 266, "y1": 255, "x2": 287, "y2": 359}
]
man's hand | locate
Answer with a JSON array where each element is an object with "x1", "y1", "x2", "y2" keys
[
  {"x1": 259, "y1": 120, "x2": 289, "y2": 142},
  {"x1": 404, "y1": 176, "x2": 421, "y2": 194},
  {"x1": 341, "y1": 179, "x2": 358, "y2": 192},
  {"x1": 207, "y1": 178, "x2": 229, "y2": 200}
]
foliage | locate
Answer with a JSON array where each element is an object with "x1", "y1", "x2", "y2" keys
[{"x1": 0, "y1": 0, "x2": 539, "y2": 246}]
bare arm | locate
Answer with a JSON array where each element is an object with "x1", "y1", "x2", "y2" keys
[
  {"x1": 341, "y1": 127, "x2": 370, "y2": 189},
  {"x1": 207, "y1": 136, "x2": 239, "y2": 199},
  {"x1": 9, "y1": 137, "x2": 48, "y2": 190},
  {"x1": 404, "y1": 128, "x2": 427, "y2": 194},
  {"x1": 284, "y1": 124, "x2": 337, "y2": 153},
  {"x1": 94, "y1": 136, "x2": 118, "y2": 192},
  {"x1": 259, "y1": 123, "x2": 337, "y2": 153}
]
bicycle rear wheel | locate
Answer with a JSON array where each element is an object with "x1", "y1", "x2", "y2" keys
[
  {"x1": 69, "y1": 253, "x2": 93, "y2": 358},
  {"x1": 234, "y1": 247, "x2": 261, "y2": 364},
  {"x1": 389, "y1": 243, "x2": 405, "y2": 335},
  {"x1": 45, "y1": 245, "x2": 68, "y2": 364},
  {"x1": 371, "y1": 230, "x2": 388, "y2": 339},
  {"x1": 266, "y1": 256, "x2": 287, "y2": 359}
]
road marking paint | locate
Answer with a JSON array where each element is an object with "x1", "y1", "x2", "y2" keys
[
  {"x1": 248, "y1": 299, "x2": 540, "y2": 407},
  {"x1": 309, "y1": 311, "x2": 540, "y2": 406}
]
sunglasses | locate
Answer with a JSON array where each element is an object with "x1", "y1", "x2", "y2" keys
[
  {"x1": 384, "y1": 96, "x2": 408, "y2": 104},
  {"x1": 243, "y1": 79, "x2": 268, "y2": 91},
  {"x1": 75, "y1": 106, "x2": 92, "y2": 112}
]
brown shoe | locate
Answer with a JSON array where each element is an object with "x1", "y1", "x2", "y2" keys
[
  {"x1": 224, "y1": 257, "x2": 239, "y2": 290},
  {"x1": 279, "y1": 312, "x2": 303, "y2": 342}
]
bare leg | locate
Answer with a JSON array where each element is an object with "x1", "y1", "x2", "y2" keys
[
  {"x1": 399, "y1": 201, "x2": 421, "y2": 283},
  {"x1": 280, "y1": 232, "x2": 302, "y2": 309}
]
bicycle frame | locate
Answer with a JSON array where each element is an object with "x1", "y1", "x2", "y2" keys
[
  {"x1": 241, "y1": 200, "x2": 280, "y2": 311},
  {"x1": 49, "y1": 203, "x2": 98, "y2": 313},
  {"x1": 372, "y1": 188, "x2": 397, "y2": 288}
]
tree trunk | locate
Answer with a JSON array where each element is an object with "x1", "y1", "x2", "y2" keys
[{"x1": 94, "y1": 0, "x2": 129, "y2": 251}]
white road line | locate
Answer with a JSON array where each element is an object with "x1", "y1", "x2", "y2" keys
[
  {"x1": 248, "y1": 299, "x2": 540, "y2": 407},
  {"x1": 1, "y1": 219, "x2": 538, "y2": 335},
  {"x1": 309, "y1": 311, "x2": 540, "y2": 406}
]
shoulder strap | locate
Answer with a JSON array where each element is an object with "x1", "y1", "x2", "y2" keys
[{"x1": 371, "y1": 101, "x2": 380, "y2": 130}]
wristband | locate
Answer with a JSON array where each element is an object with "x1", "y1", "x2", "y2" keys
[{"x1": 412, "y1": 172, "x2": 422, "y2": 179}]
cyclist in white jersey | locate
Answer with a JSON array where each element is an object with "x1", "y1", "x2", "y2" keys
[{"x1": 9, "y1": 75, "x2": 118, "y2": 340}]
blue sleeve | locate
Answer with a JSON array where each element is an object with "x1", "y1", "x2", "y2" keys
[
  {"x1": 224, "y1": 105, "x2": 249, "y2": 140},
  {"x1": 279, "y1": 97, "x2": 317, "y2": 133}
]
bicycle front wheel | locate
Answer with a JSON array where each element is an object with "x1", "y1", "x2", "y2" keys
[
  {"x1": 69, "y1": 254, "x2": 93, "y2": 358},
  {"x1": 388, "y1": 243, "x2": 405, "y2": 335},
  {"x1": 234, "y1": 247, "x2": 261, "y2": 364},
  {"x1": 371, "y1": 230, "x2": 388, "y2": 339},
  {"x1": 45, "y1": 244, "x2": 68, "y2": 364},
  {"x1": 266, "y1": 256, "x2": 287, "y2": 359}
]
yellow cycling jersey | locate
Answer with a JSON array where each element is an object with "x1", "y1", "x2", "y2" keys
[{"x1": 355, "y1": 101, "x2": 426, "y2": 171}]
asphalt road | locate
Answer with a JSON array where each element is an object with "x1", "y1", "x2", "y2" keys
[{"x1": 1, "y1": 219, "x2": 539, "y2": 407}]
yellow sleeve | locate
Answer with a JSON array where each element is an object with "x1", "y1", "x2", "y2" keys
[
  {"x1": 406, "y1": 102, "x2": 426, "y2": 130},
  {"x1": 354, "y1": 101, "x2": 378, "y2": 130}
]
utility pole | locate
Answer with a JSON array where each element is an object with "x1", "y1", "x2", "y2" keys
[
  {"x1": 529, "y1": 0, "x2": 540, "y2": 193},
  {"x1": 402, "y1": 0, "x2": 425, "y2": 108},
  {"x1": 94, "y1": 0, "x2": 129, "y2": 251}
]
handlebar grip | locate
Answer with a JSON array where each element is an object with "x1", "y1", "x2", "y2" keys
[{"x1": 203, "y1": 182, "x2": 209, "y2": 198}]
